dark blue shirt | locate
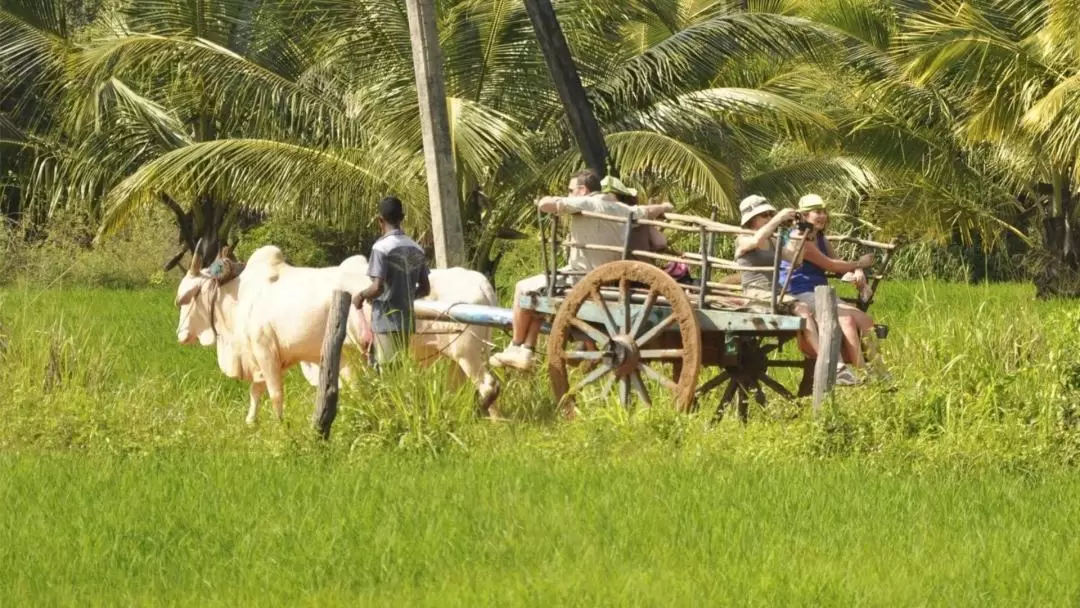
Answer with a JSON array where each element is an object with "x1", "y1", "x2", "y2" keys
[
  {"x1": 779, "y1": 232, "x2": 829, "y2": 295},
  {"x1": 368, "y1": 230, "x2": 429, "y2": 334}
]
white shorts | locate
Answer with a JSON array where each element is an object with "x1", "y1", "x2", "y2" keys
[
  {"x1": 516, "y1": 271, "x2": 570, "y2": 296},
  {"x1": 791, "y1": 291, "x2": 817, "y2": 314}
]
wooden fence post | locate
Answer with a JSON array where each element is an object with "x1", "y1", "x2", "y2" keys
[
  {"x1": 812, "y1": 285, "x2": 841, "y2": 413},
  {"x1": 313, "y1": 290, "x2": 351, "y2": 439}
]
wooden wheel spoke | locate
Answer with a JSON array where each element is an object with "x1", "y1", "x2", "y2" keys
[
  {"x1": 618, "y1": 376, "x2": 631, "y2": 408},
  {"x1": 635, "y1": 313, "x2": 677, "y2": 348},
  {"x1": 564, "y1": 350, "x2": 605, "y2": 362},
  {"x1": 548, "y1": 261, "x2": 701, "y2": 416},
  {"x1": 630, "y1": 372, "x2": 652, "y2": 407},
  {"x1": 697, "y1": 371, "x2": 731, "y2": 396},
  {"x1": 758, "y1": 373, "x2": 795, "y2": 400},
  {"x1": 570, "y1": 363, "x2": 614, "y2": 395},
  {"x1": 601, "y1": 373, "x2": 617, "y2": 401},
  {"x1": 639, "y1": 349, "x2": 684, "y2": 360},
  {"x1": 619, "y1": 278, "x2": 632, "y2": 334},
  {"x1": 590, "y1": 288, "x2": 619, "y2": 337},
  {"x1": 629, "y1": 290, "x2": 658, "y2": 339},
  {"x1": 569, "y1": 317, "x2": 609, "y2": 347},
  {"x1": 719, "y1": 377, "x2": 740, "y2": 404},
  {"x1": 638, "y1": 362, "x2": 678, "y2": 392}
]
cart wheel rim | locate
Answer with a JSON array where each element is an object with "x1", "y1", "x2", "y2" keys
[{"x1": 547, "y1": 261, "x2": 701, "y2": 415}]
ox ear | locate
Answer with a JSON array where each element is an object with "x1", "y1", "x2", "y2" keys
[{"x1": 175, "y1": 281, "x2": 202, "y2": 306}]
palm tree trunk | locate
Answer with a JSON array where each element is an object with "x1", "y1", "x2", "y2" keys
[{"x1": 1035, "y1": 170, "x2": 1080, "y2": 298}]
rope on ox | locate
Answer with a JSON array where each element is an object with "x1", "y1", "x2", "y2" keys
[{"x1": 405, "y1": 302, "x2": 500, "y2": 365}]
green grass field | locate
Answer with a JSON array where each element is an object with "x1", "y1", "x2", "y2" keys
[{"x1": 2, "y1": 282, "x2": 1080, "y2": 605}]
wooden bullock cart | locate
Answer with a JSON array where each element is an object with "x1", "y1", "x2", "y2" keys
[{"x1": 520, "y1": 209, "x2": 898, "y2": 420}]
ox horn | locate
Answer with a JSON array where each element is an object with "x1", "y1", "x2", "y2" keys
[{"x1": 189, "y1": 239, "x2": 204, "y2": 276}]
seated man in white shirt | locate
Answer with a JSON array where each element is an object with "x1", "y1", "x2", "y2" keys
[{"x1": 489, "y1": 169, "x2": 674, "y2": 371}]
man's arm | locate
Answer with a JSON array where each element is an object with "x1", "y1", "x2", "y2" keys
[
  {"x1": 353, "y1": 249, "x2": 386, "y2": 307},
  {"x1": 537, "y1": 195, "x2": 602, "y2": 215},
  {"x1": 358, "y1": 277, "x2": 384, "y2": 301},
  {"x1": 415, "y1": 266, "x2": 431, "y2": 299},
  {"x1": 632, "y1": 202, "x2": 674, "y2": 220},
  {"x1": 536, "y1": 196, "x2": 562, "y2": 214}
]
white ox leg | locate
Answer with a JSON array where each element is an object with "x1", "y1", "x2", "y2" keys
[
  {"x1": 247, "y1": 382, "x2": 265, "y2": 425},
  {"x1": 431, "y1": 329, "x2": 501, "y2": 417},
  {"x1": 253, "y1": 349, "x2": 286, "y2": 421}
]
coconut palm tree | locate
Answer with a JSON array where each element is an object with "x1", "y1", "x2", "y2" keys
[
  {"x1": 61, "y1": 0, "x2": 885, "y2": 275},
  {"x1": 7, "y1": 0, "x2": 1022, "y2": 282},
  {"x1": 899, "y1": 0, "x2": 1080, "y2": 295}
]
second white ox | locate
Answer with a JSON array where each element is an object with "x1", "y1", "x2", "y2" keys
[{"x1": 174, "y1": 245, "x2": 500, "y2": 424}]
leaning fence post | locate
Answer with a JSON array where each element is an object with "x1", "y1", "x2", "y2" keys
[
  {"x1": 313, "y1": 290, "x2": 351, "y2": 439},
  {"x1": 812, "y1": 285, "x2": 841, "y2": 413}
]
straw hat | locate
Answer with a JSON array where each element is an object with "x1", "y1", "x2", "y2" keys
[
  {"x1": 738, "y1": 194, "x2": 777, "y2": 227},
  {"x1": 798, "y1": 193, "x2": 827, "y2": 212}
]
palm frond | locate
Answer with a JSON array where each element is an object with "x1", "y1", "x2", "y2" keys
[
  {"x1": 71, "y1": 33, "x2": 352, "y2": 143},
  {"x1": 745, "y1": 156, "x2": 879, "y2": 203},
  {"x1": 97, "y1": 139, "x2": 422, "y2": 239}
]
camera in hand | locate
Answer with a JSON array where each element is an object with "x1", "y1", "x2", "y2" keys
[{"x1": 793, "y1": 212, "x2": 813, "y2": 232}]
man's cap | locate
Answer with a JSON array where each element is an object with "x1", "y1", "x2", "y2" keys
[{"x1": 601, "y1": 175, "x2": 638, "y2": 198}]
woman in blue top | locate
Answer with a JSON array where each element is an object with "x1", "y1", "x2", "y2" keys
[{"x1": 780, "y1": 194, "x2": 877, "y2": 378}]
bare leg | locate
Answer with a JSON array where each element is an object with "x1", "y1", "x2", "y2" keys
[
  {"x1": 838, "y1": 315, "x2": 865, "y2": 368},
  {"x1": 862, "y1": 332, "x2": 887, "y2": 377},
  {"x1": 511, "y1": 277, "x2": 547, "y2": 348},
  {"x1": 838, "y1": 304, "x2": 874, "y2": 369},
  {"x1": 793, "y1": 301, "x2": 819, "y2": 357},
  {"x1": 247, "y1": 382, "x2": 265, "y2": 425},
  {"x1": 524, "y1": 317, "x2": 543, "y2": 349}
]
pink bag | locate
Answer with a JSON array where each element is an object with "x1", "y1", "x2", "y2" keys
[{"x1": 664, "y1": 261, "x2": 693, "y2": 284}]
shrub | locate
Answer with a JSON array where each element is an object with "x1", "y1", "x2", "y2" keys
[
  {"x1": 0, "y1": 208, "x2": 177, "y2": 289},
  {"x1": 234, "y1": 218, "x2": 365, "y2": 267}
]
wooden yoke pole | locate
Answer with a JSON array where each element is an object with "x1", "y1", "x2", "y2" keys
[
  {"x1": 812, "y1": 285, "x2": 841, "y2": 413},
  {"x1": 314, "y1": 290, "x2": 351, "y2": 439}
]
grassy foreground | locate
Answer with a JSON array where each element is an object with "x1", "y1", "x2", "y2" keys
[
  {"x1": 2, "y1": 454, "x2": 1079, "y2": 606},
  {"x1": 2, "y1": 281, "x2": 1080, "y2": 604}
]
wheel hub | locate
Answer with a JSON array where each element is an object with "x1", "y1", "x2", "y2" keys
[{"x1": 605, "y1": 334, "x2": 640, "y2": 378}]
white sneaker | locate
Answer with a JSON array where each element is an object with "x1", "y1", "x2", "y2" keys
[
  {"x1": 489, "y1": 345, "x2": 535, "y2": 372},
  {"x1": 835, "y1": 364, "x2": 860, "y2": 387}
]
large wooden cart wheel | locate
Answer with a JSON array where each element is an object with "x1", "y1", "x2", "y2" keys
[
  {"x1": 696, "y1": 336, "x2": 803, "y2": 423},
  {"x1": 547, "y1": 261, "x2": 701, "y2": 417}
]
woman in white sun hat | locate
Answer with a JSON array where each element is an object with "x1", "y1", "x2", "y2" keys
[
  {"x1": 734, "y1": 194, "x2": 804, "y2": 301},
  {"x1": 779, "y1": 193, "x2": 882, "y2": 380}
]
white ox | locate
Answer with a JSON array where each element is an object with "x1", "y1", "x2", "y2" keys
[{"x1": 174, "y1": 245, "x2": 500, "y2": 424}]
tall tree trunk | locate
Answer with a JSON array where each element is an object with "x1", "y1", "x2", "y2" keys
[{"x1": 1034, "y1": 171, "x2": 1080, "y2": 298}]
